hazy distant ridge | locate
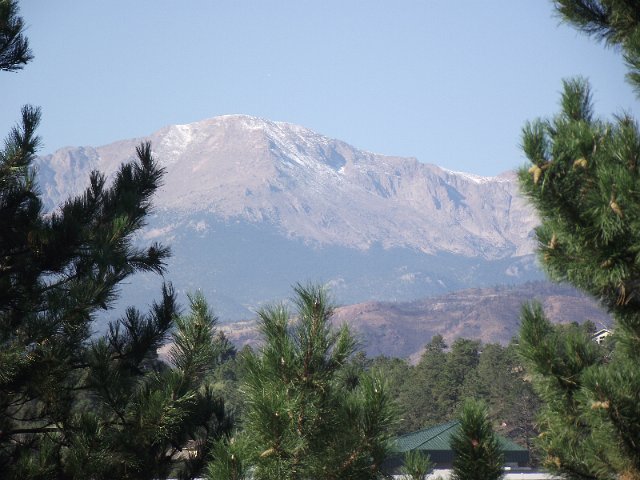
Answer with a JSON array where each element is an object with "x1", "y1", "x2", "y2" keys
[{"x1": 224, "y1": 281, "x2": 611, "y2": 360}]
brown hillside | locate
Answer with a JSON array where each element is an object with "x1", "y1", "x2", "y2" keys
[{"x1": 222, "y1": 281, "x2": 611, "y2": 361}]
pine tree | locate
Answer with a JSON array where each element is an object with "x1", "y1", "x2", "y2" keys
[
  {"x1": 398, "y1": 335, "x2": 449, "y2": 432},
  {"x1": 450, "y1": 399, "x2": 504, "y2": 480},
  {"x1": 519, "y1": 304, "x2": 616, "y2": 478},
  {"x1": 368, "y1": 356, "x2": 411, "y2": 435},
  {"x1": 518, "y1": 1, "x2": 640, "y2": 478},
  {"x1": 553, "y1": 0, "x2": 640, "y2": 94},
  {"x1": 0, "y1": 0, "x2": 32, "y2": 71},
  {"x1": 401, "y1": 450, "x2": 433, "y2": 480},
  {"x1": 1, "y1": 3, "x2": 233, "y2": 477},
  {"x1": 207, "y1": 284, "x2": 397, "y2": 480},
  {"x1": 443, "y1": 339, "x2": 481, "y2": 409},
  {"x1": 0, "y1": 112, "x2": 234, "y2": 480},
  {"x1": 472, "y1": 343, "x2": 539, "y2": 464}
]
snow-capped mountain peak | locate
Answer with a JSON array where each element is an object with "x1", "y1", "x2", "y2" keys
[{"x1": 37, "y1": 114, "x2": 536, "y2": 259}]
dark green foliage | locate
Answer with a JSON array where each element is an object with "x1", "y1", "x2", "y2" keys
[
  {"x1": 369, "y1": 355, "x2": 411, "y2": 429},
  {"x1": 444, "y1": 338, "x2": 481, "y2": 406},
  {"x1": 519, "y1": 303, "x2": 618, "y2": 479},
  {"x1": 518, "y1": 3, "x2": 640, "y2": 477},
  {"x1": 0, "y1": 113, "x2": 235, "y2": 477},
  {"x1": 206, "y1": 435, "x2": 249, "y2": 480},
  {"x1": 60, "y1": 292, "x2": 233, "y2": 480},
  {"x1": 0, "y1": 0, "x2": 32, "y2": 71},
  {"x1": 1, "y1": 6, "x2": 233, "y2": 475},
  {"x1": 0, "y1": 109, "x2": 168, "y2": 478},
  {"x1": 398, "y1": 335, "x2": 450, "y2": 431},
  {"x1": 519, "y1": 77, "x2": 640, "y2": 478},
  {"x1": 209, "y1": 342, "x2": 245, "y2": 426},
  {"x1": 401, "y1": 450, "x2": 433, "y2": 480},
  {"x1": 470, "y1": 342, "x2": 540, "y2": 460},
  {"x1": 219, "y1": 337, "x2": 538, "y2": 464},
  {"x1": 519, "y1": 77, "x2": 640, "y2": 343},
  {"x1": 450, "y1": 399, "x2": 504, "y2": 480},
  {"x1": 0, "y1": 113, "x2": 234, "y2": 478},
  {"x1": 394, "y1": 337, "x2": 539, "y2": 461},
  {"x1": 207, "y1": 284, "x2": 397, "y2": 480}
]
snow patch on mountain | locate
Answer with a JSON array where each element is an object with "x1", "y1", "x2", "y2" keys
[
  {"x1": 36, "y1": 114, "x2": 538, "y2": 260},
  {"x1": 441, "y1": 167, "x2": 508, "y2": 185},
  {"x1": 156, "y1": 124, "x2": 194, "y2": 165}
]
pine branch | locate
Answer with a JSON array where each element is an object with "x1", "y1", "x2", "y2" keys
[{"x1": 0, "y1": 1, "x2": 33, "y2": 72}]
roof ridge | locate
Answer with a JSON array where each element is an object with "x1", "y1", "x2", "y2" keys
[
  {"x1": 394, "y1": 420, "x2": 529, "y2": 454},
  {"x1": 416, "y1": 420, "x2": 459, "y2": 448},
  {"x1": 395, "y1": 420, "x2": 460, "y2": 451}
]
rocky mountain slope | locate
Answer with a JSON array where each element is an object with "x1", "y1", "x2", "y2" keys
[
  {"x1": 38, "y1": 115, "x2": 536, "y2": 256},
  {"x1": 36, "y1": 115, "x2": 542, "y2": 319}
]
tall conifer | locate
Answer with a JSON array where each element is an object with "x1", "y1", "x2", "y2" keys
[
  {"x1": 0, "y1": 0, "x2": 32, "y2": 71},
  {"x1": 207, "y1": 284, "x2": 397, "y2": 480},
  {"x1": 450, "y1": 399, "x2": 504, "y2": 480},
  {"x1": 0, "y1": 2, "x2": 232, "y2": 477},
  {"x1": 518, "y1": 1, "x2": 640, "y2": 478}
]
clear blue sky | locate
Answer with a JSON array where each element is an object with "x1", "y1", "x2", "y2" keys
[{"x1": 2, "y1": 1, "x2": 638, "y2": 175}]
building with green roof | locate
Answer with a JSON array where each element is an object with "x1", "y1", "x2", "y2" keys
[{"x1": 391, "y1": 420, "x2": 529, "y2": 469}]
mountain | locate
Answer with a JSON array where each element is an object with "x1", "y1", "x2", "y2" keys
[
  {"x1": 221, "y1": 282, "x2": 612, "y2": 361},
  {"x1": 39, "y1": 115, "x2": 536, "y2": 257},
  {"x1": 35, "y1": 115, "x2": 543, "y2": 320}
]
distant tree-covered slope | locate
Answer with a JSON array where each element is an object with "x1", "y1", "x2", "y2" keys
[{"x1": 222, "y1": 281, "x2": 611, "y2": 360}]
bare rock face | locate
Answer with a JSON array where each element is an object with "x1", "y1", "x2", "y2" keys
[
  {"x1": 38, "y1": 115, "x2": 536, "y2": 259},
  {"x1": 35, "y1": 115, "x2": 542, "y2": 320}
]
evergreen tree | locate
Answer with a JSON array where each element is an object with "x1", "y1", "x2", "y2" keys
[
  {"x1": 206, "y1": 435, "x2": 249, "y2": 480},
  {"x1": 443, "y1": 338, "x2": 481, "y2": 409},
  {"x1": 209, "y1": 341, "x2": 245, "y2": 426},
  {"x1": 518, "y1": 1, "x2": 640, "y2": 478},
  {"x1": 553, "y1": 0, "x2": 640, "y2": 94},
  {"x1": 470, "y1": 342, "x2": 539, "y2": 461},
  {"x1": 1, "y1": 3, "x2": 232, "y2": 477},
  {"x1": 0, "y1": 0, "x2": 32, "y2": 71},
  {"x1": 207, "y1": 284, "x2": 397, "y2": 480},
  {"x1": 520, "y1": 304, "x2": 615, "y2": 478},
  {"x1": 400, "y1": 450, "x2": 433, "y2": 480},
  {"x1": 450, "y1": 399, "x2": 504, "y2": 480},
  {"x1": 368, "y1": 355, "x2": 411, "y2": 435},
  {"x1": 398, "y1": 334, "x2": 449, "y2": 431},
  {"x1": 396, "y1": 336, "x2": 540, "y2": 457},
  {"x1": 0, "y1": 118, "x2": 233, "y2": 480}
]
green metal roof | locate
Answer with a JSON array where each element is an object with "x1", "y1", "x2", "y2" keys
[
  {"x1": 395, "y1": 421, "x2": 460, "y2": 452},
  {"x1": 394, "y1": 421, "x2": 528, "y2": 454}
]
